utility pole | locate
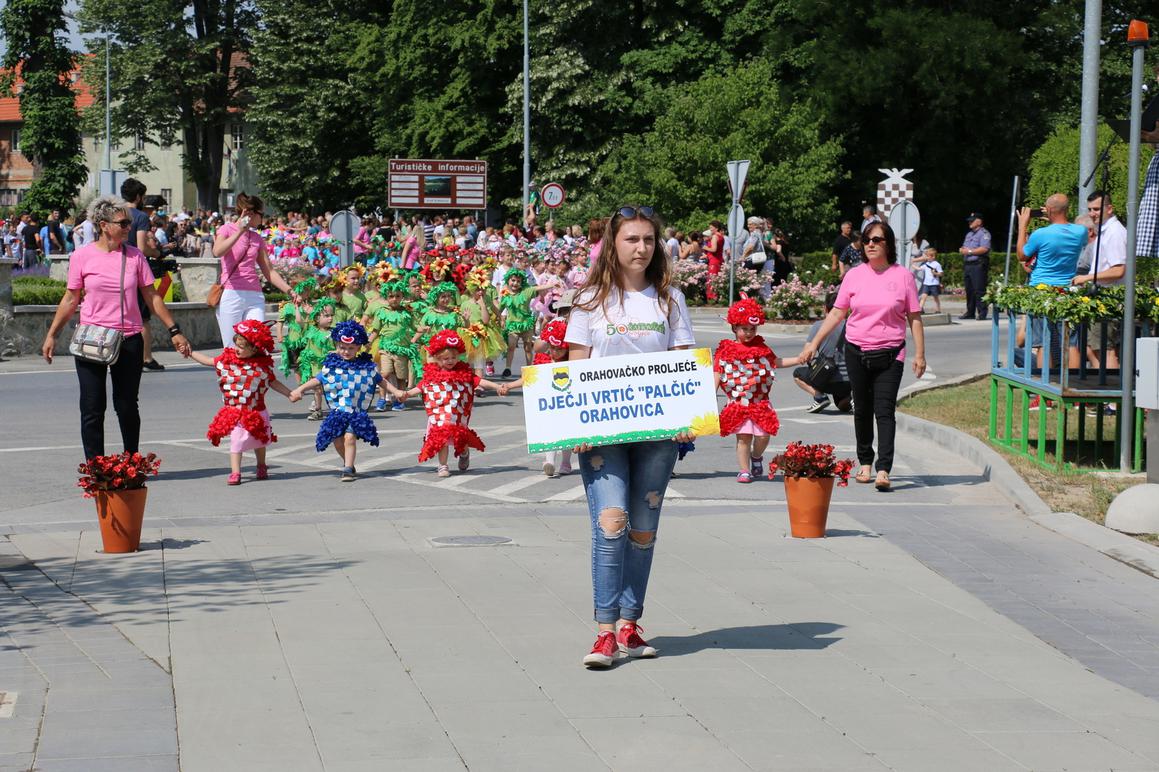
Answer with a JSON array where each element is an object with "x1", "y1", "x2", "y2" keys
[
  {"x1": 1120, "y1": 19, "x2": 1149, "y2": 473},
  {"x1": 521, "y1": 0, "x2": 530, "y2": 225},
  {"x1": 1078, "y1": 0, "x2": 1102, "y2": 205}
]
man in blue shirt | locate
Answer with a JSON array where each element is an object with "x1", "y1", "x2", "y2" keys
[
  {"x1": 1018, "y1": 194, "x2": 1087, "y2": 286},
  {"x1": 1017, "y1": 193, "x2": 1088, "y2": 371}
]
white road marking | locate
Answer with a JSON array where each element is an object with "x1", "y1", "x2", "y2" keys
[
  {"x1": 543, "y1": 484, "x2": 586, "y2": 502},
  {"x1": 487, "y1": 473, "x2": 552, "y2": 496}
]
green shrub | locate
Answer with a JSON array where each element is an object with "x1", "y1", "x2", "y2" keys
[
  {"x1": 14, "y1": 286, "x2": 66, "y2": 305},
  {"x1": 13, "y1": 276, "x2": 66, "y2": 288}
]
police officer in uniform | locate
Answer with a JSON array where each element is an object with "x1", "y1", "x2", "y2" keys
[{"x1": 960, "y1": 212, "x2": 991, "y2": 320}]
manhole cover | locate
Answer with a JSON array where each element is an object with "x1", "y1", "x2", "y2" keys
[{"x1": 429, "y1": 535, "x2": 512, "y2": 547}]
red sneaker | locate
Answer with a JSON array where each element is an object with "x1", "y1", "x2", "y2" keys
[
  {"x1": 255, "y1": 464, "x2": 269, "y2": 481},
  {"x1": 617, "y1": 622, "x2": 658, "y2": 658},
  {"x1": 582, "y1": 631, "x2": 618, "y2": 669}
]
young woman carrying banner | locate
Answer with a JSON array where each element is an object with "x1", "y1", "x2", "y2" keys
[{"x1": 563, "y1": 206, "x2": 696, "y2": 669}]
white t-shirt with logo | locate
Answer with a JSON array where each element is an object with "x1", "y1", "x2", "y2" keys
[{"x1": 565, "y1": 285, "x2": 695, "y2": 358}]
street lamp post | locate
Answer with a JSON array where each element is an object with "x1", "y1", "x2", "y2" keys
[
  {"x1": 1078, "y1": 0, "x2": 1101, "y2": 205},
  {"x1": 104, "y1": 33, "x2": 110, "y2": 179},
  {"x1": 521, "y1": 0, "x2": 530, "y2": 226},
  {"x1": 1120, "y1": 19, "x2": 1150, "y2": 473}
]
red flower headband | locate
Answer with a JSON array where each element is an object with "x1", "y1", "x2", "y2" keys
[
  {"x1": 233, "y1": 319, "x2": 274, "y2": 353},
  {"x1": 726, "y1": 297, "x2": 766, "y2": 327},
  {"x1": 539, "y1": 319, "x2": 569, "y2": 348},
  {"x1": 427, "y1": 329, "x2": 466, "y2": 355}
]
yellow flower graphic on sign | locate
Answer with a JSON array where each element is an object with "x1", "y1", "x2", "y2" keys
[
  {"x1": 689, "y1": 413, "x2": 719, "y2": 437},
  {"x1": 694, "y1": 348, "x2": 712, "y2": 368},
  {"x1": 521, "y1": 366, "x2": 539, "y2": 386}
]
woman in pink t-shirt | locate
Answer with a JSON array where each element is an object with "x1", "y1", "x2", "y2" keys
[
  {"x1": 41, "y1": 195, "x2": 191, "y2": 460},
  {"x1": 212, "y1": 192, "x2": 293, "y2": 347},
  {"x1": 800, "y1": 221, "x2": 925, "y2": 491}
]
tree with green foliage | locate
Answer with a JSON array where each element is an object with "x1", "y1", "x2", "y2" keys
[
  {"x1": 76, "y1": 0, "x2": 257, "y2": 208},
  {"x1": 350, "y1": 0, "x2": 522, "y2": 213},
  {"x1": 592, "y1": 60, "x2": 843, "y2": 242},
  {"x1": 1028, "y1": 122, "x2": 1154, "y2": 217},
  {"x1": 0, "y1": 0, "x2": 88, "y2": 214},
  {"x1": 246, "y1": 0, "x2": 378, "y2": 212}
]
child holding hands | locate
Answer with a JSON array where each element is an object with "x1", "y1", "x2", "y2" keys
[
  {"x1": 385, "y1": 330, "x2": 504, "y2": 477},
  {"x1": 189, "y1": 320, "x2": 296, "y2": 485},
  {"x1": 500, "y1": 319, "x2": 573, "y2": 477},
  {"x1": 290, "y1": 321, "x2": 381, "y2": 482},
  {"x1": 714, "y1": 298, "x2": 804, "y2": 483}
]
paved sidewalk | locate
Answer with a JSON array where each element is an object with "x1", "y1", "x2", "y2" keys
[{"x1": 5, "y1": 443, "x2": 1159, "y2": 770}]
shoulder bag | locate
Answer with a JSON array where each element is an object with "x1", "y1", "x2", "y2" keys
[
  {"x1": 206, "y1": 228, "x2": 247, "y2": 308},
  {"x1": 804, "y1": 322, "x2": 845, "y2": 388},
  {"x1": 744, "y1": 235, "x2": 767, "y2": 268},
  {"x1": 69, "y1": 250, "x2": 127, "y2": 365},
  {"x1": 206, "y1": 255, "x2": 243, "y2": 308}
]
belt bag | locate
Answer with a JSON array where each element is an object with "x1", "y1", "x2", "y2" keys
[
  {"x1": 69, "y1": 250, "x2": 126, "y2": 365},
  {"x1": 859, "y1": 346, "x2": 902, "y2": 372}
]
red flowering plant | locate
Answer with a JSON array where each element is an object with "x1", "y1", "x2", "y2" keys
[
  {"x1": 77, "y1": 452, "x2": 161, "y2": 498},
  {"x1": 768, "y1": 442, "x2": 854, "y2": 486}
]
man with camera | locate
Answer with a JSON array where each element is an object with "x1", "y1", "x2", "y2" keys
[
  {"x1": 1017, "y1": 194, "x2": 1088, "y2": 371},
  {"x1": 959, "y1": 213, "x2": 991, "y2": 320}
]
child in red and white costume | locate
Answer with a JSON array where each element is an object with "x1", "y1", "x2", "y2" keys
[
  {"x1": 386, "y1": 329, "x2": 504, "y2": 477},
  {"x1": 501, "y1": 318, "x2": 573, "y2": 477},
  {"x1": 714, "y1": 298, "x2": 804, "y2": 483},
  {"x1": 189, "y1": 320, "x2": 295, "y2": 485}
]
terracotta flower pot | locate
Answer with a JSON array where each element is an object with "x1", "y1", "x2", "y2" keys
[
  {"x1": 95, "y1": 487, "x2": 147, "y2": 553},
  {"x1": 783, "y1": 476, "x2": 834, "y2": 538}
]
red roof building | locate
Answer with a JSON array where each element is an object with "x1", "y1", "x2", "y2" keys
[{"x1": 0, "y1": 66, "x2": 96, "y2": 208}]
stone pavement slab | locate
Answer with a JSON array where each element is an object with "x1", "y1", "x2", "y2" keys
[{"x1": 7, "y1": 502, "x2": 1159, "y2": 771}]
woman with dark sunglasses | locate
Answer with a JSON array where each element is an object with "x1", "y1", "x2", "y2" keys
[
  {"x1": 41, "y1": 195, "x2": 191, "y2": 459},
  {"x1": 799, "y1": 221, "x2": 925, "y2": 492},
  {"x1": 212, "y1": 192, "x2": 294, "y2": 347},
  {"x1": 564, "y1": 206, "x2": 697, "y2": 668}
]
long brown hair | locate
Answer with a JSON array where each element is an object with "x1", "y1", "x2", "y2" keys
[{"x1": 577, "y1": 209, "x2": 673, "y2": 315}]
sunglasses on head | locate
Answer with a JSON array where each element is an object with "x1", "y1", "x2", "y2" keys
[
  {"x1": 864, "y1": 236, "x2": 888, "y2": 245},
  {"x1": 613, "y1": 206, "x2": 655, "y2": 220}
]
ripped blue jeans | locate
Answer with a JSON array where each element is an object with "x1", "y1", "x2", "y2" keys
[{"x1": 579, "y1": 440, "x2": 679, "y2": 624}]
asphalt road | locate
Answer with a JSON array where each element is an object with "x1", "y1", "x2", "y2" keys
[{"x1": 0, "y1": 314, "x2": 999, "y2": 532}]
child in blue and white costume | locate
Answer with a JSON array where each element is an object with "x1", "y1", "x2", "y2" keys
[{"x1": 290, "y1": 320, "x2": 381, "y2": 482}]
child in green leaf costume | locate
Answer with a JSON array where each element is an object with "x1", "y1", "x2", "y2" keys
[
  {"x1": 369, "y1": 280, "x2": 421, "y2": 409},
  {"x1": 299, "y1": 298, "x2": 337, "y2": 420},
  {"x1": 499, "y1": 269, "x2": 551, "y2": 376}
]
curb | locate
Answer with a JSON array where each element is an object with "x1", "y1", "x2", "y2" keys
[
  {"x1": 895, "y1": 411, "x2": 1051, "y2": 517},
  {"x1": 896, "y1": 372, "x2": 1159, "y2": 578}
]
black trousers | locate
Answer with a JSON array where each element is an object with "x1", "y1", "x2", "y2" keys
[
  {"x1": 963, "y1": 260, "x2": 988, "y2": 318},
  {"x1": 844, "y1": 343, "x2": 905, "y2": 473},
  {"x1": 75, "y1": 333, "x2": 144, "y2": 460}
]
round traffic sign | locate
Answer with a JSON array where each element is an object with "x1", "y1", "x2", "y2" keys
[
  {"x1": 540, "y1": 182, "x2": 566, "y2": 209},
  {"x1": 888, "y1": 200, "x2": 920, "y2": 242}
]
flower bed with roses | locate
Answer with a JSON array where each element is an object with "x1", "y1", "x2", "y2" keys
[
  {"x1": 764, "y1": 276, "x2": 836, "y2": 322},
  {"x1": 77, "y1": 452, "x2": 161, "y2": 498},
  {"x1": 671, "y1": 258, "x2": 708, "y2": 304},
  {"x1": 768, "y1": 442, "x2": 854, "y2": 486},
  {"x1": 705, "y1": 262, "x2": 765, "y2": 305}
]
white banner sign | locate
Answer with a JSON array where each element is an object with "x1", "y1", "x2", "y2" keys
[{"x1": 520, "y1": 348, "x2": 720, "y2": 453}]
